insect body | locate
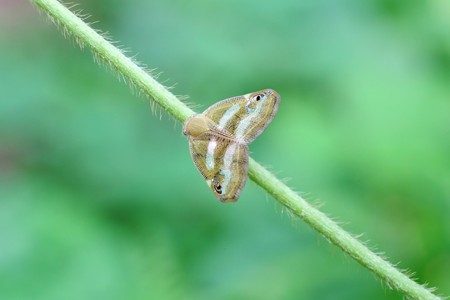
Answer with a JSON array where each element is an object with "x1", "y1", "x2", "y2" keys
[{"x1": 183, "y1": 89, "x2": 280, "y2": 202}]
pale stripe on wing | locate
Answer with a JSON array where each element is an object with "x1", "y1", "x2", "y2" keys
[
  {"x1": 218, "y1": 104, "x2": 240, "y2": 130},
  {"x1": 205, "y1": 138, "x2": 217, "y2": 170},
  {"x1": 235, "y1": 99, "x2": 264, "y2": 140},
  {"x1": 221, "y1": 142, "x2": 237, "y2": 194}
]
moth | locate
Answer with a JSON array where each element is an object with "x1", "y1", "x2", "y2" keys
[{"x1": 182, "y1": 89, "x2": 280, "y2": 203}]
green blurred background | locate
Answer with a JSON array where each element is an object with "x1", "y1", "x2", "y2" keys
[{"x1": 1, "y1": 0, "x2": 449, "y2": 299}]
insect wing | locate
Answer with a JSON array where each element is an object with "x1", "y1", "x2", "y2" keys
[
  {"x1": 203, "y1": 89, "x2": 280, "y2": 143},
  {"x1": 188, "y1": 137, "x2": 249, "y2": 202}
]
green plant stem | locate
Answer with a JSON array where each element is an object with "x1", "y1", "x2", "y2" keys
[{"x1": 31, "y1": 0, "x2": 441, "y2": 299}]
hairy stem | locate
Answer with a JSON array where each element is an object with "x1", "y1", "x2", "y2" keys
[{"x1": 31, "y1": 0, "x2": 441, "y2": 299}]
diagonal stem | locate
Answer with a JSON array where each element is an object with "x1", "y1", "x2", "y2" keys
[{"x1": 30, "y1": 0, "x2": 442, "y2": 299}]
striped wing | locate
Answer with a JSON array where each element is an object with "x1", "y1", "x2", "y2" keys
[
  {"x1": 188, "y1": 136, "x2": 248, "y2": 202},
  {"x1": 203, "y1": 89, "x2": 280, "y2": 144}
]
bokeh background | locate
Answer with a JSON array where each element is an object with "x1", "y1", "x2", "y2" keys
[{"x1": 1, "y1": 0, "x2": 449, "y2": 299}]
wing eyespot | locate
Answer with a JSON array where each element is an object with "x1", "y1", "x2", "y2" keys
[
  {"x1": 213, "y1": 174, "x2": 223, "y2": 194},
  {"x1": 214, "y1": 184, "x2": 222, "y2": 194},
  {"x1": 254, "y1": 94, "x2": 266, "y2": 101}
]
